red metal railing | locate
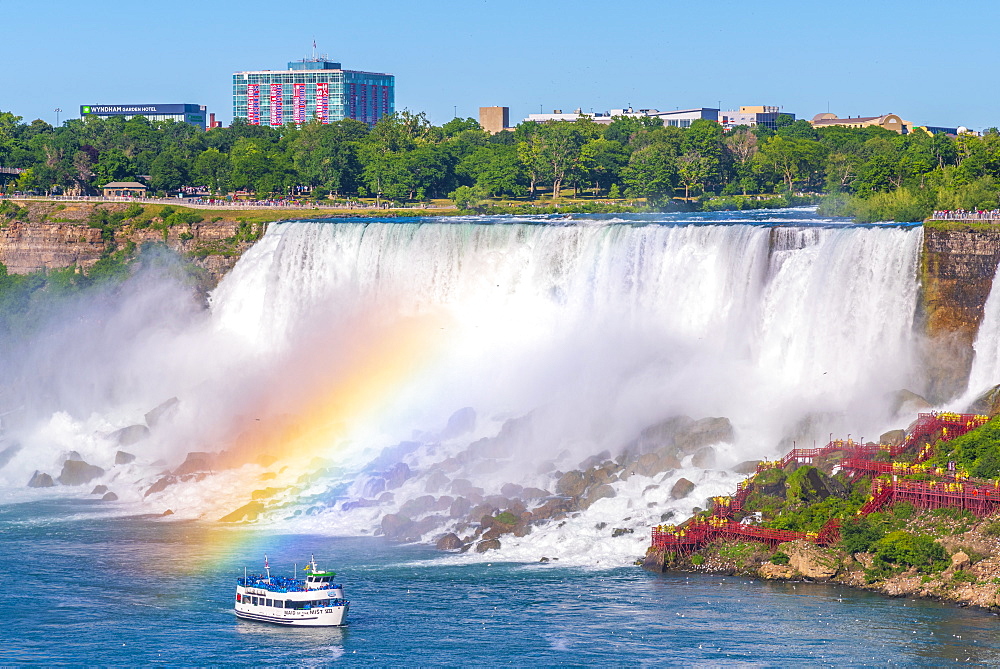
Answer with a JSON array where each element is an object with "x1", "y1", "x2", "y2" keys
[{"x1": 650, "y1": 412, "x2": 991, "y2": 554}]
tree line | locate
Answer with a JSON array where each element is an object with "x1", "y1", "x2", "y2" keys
[{"x1": 2, "y1": 108, "x2": 1000, "y2": 220}]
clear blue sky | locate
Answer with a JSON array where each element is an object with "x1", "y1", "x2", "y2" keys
[{"x1": 1, "y1": 0, "x2": 997, "y2": 130}]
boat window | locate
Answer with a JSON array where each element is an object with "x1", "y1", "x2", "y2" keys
[
  {"x1": 251, "y1": 596, "x2": 258, "y2": 605},
  {"x1": 265, "y1": 599, "x2": 272, "y2": 607},
  {"x1": 274, "y1": 600, "x2": 283, "y2": 608}
]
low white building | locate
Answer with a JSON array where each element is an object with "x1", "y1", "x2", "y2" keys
[{"x1": 523, "y1": 106, "x2": 719, "y2": 127}]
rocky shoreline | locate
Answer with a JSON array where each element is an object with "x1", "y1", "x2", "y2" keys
[{"x1": 644, "y1": 529, "x2": 1000, "y2": 612}]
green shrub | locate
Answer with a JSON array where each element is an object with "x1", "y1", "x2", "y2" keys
[
  {"x1": 872, "y1": 530, "x2": 947, "y2": 573},
  {"x1": 493, "y1": 511, "x2": 518, "y2": 526},
  {"x1": 840, "y1": 516, "x2": 885, "y2": 554},
  {"x1": 770, "y1": 551, "x2": 790, "y2": 565},
  {"x1": 690, "y1": 554, "x2": 705, "y2": 566},
  {"x1": 982, "y1": 520, "x2": 1000, "y2": 537},
  {"x1": 953, "y1": 569, "x2": 977, "y2": 583}
]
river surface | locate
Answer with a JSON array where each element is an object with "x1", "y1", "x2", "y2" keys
[{"x1": 4, "y1": 498, "x2": 999, "y2": 666}]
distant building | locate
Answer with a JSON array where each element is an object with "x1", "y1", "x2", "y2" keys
[
  {"x1": 523, "y1": 106, "x2": 719, "y2": 128},
  {"x1": 720, "y1": 105, "x2": 793, "y2": 130},
  {"x1": 810, "y1": 113, "x2": 912, "y2": 134},
  {"x1": 102, "y1": 181, "x2": 147, "y2": 198},
  {"x1": 648, "y1": 108, "x2": 719, "y2": 128},
  {"x1": 80, "y1": 104, "x2": 208, "y2": 130},
  {"x1": 233, "y1": 56, "x2": 394, "y2": 127},
  {"x1": 479, "y1": 106, "x2": 510, "y2": 134}
]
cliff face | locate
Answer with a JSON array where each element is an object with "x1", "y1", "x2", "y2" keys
[
  {"x1": 0, "y1": 201, "x2": 262, "y2": 286},
  {"x1": 920, "y1": 223, "x2": 1000, "y2": 402}
]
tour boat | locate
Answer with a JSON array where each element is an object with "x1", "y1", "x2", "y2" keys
[{"x1": 235, "y1": 555, "x2": 349, "y2": 626}]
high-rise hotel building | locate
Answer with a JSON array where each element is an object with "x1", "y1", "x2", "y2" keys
[{"x1": 232, "y1": 57, "x2": 394, "y2": 127}]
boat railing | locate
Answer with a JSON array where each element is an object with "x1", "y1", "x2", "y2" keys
[{"x1": 238, "y1": 575, "x2": 344, "y2": 593}]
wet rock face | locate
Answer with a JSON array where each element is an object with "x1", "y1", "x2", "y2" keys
[
  {"x1": 114, "y1": 451, "x2": 136, "y2": 465},
  {"x1": 670, "y1": 478, "x2": 696, "y2": 500},
  {"x1": 173, "y1": 452, "x2": 214, "y2": 476},
  {"x1": 384, "y1": 462, "x2": 412, "y2": 490},
  {"x1": 475, "y1": 539, "x2": 501, "y2": 553},
  {"x1": 28, "y1": 471, "x2": 55, "y2": 488},
  {"x1": 440, "y1": 407, "x2": 476, "y2": 439},
  {"x1": 921, "y1": 225, "x2": 1000, "y2": 402},
  {"x1": 57, "y1": 460, "x2": 105, "y2": 486},
  {"x1": 111, "y1": 424, "x2": 150, "y2": 447},
  {"x1": 436, "y1": 533, "x2": 464, "y2": 550},
  {"x1": 101, "y1": 492, "x2": 118, "y2": 502},
  {"x1": 144, "y1": 397, "x2": 179, "y2": 428},
  {"x1": 219, "y1": 501, "x2": 264, "y2": 523}
]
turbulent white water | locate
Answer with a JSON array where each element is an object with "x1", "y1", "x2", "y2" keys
[{"x1": 0, "y1": 214, "x2": 929, "y2": 565}]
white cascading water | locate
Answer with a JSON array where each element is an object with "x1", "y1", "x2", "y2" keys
[
  {"x1": 965, "y1": 259, "x2": 1000, "y2": 400},
  {"x1": 0, "y1": 216, "x2": 927, "y2": 565}
]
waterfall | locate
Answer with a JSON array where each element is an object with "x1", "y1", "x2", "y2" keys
[
  {"x1": 208, "y1": 220, "x2": 924, "y2": 454},
  {"x1": 965, "y1": 259, "x2": 1000, "y2": 399},
  {"x1": 0, "y1": 215, "x2": 927, "y2": 562}
]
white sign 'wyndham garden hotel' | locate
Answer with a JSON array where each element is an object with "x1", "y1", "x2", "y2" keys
[{"x1": 233, "y1": 56, "x2": 394, "y2": 127}]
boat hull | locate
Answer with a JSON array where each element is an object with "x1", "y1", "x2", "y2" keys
[{"x1": 235, "y1": 603, "x2": 349, "y2": 627}]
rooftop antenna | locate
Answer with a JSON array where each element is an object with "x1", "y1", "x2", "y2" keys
[{"x1": 311, "y1": 38, "x2": 317, "y2": 60}]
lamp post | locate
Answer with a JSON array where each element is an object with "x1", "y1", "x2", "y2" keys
[{"x1": 54, "y1": 108, "x2": 62, "y2": 126}]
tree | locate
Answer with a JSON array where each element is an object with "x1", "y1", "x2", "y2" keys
[
  {"x1": 579, "y1": 138, "x2": 627, "y2": 195},
  {"x1": 676, "y1": 151, "x2": 709, "y2": 199},
  {"x1": 149, "y1": 150, "x2": 187, "y2": 193},
  {"x1": 449, "y1": 184, "x2": 489, "y2": 210},
  {"x1": 622, "y1": 143, "x2": 678, "y2": 201},
  {"x1": 681, "y1": 119, "x2": 725, "y2": 192},
  {"x1": 94, "y1": 148, "x2": 134, "y2": 184},
  {"x1": 193, "y1": 148, "x2": 231, "y2": 194},
  {"x1": 756, "y1": 136, "x2": 827, "y2": 191}
]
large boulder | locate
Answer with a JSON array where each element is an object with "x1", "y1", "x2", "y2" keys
[
  {"x1": 399, "y1": 495, "x2": 437, "y2": 518},
  {"x1": 879, "y1": 429, "x2": 906, "y2": 448},
  {"x1": 57, "y1": 460, "x2": 105, "y2": 486},
  {"x1": 449, "y1": 496, "x2": 472, "y2": 518},
  {"x1": 219, "y1": 501, "x2": 265, "y2": 523},
  {"x1": 781, "y1": 540, "x2": 841, "y2": 580},
  {"x1": 733, "y1": 460, "x2": 761, "y2": 475},
  {"x1": 691, "y1": 446, "x2": 716, "y2": 469},
  {"x1": 581, "y1": 484, "x2": 616, "y2": 509},
  {"x1": 556, "y1": 471, "x2": 588, "y2": 497},
  {"x1": 440, "y1": 407, "x2": 476, "y2": 439},
  {"x1": 173, "y1": 452, "x2": 214, "y2": 476},
  {"x1": 966, "y1": 384, "x2": 1000, "y2": 417},
  {"x1": 101, "y1": 492, "x2": 119, "y2": 502},
  {"x1": 27, "y1": 471, "x2": 55, "y2": 488},
  {"x1": 384, "y1": 462, "x2": 412, "y2": 490},
  {"x1": 891, "y1": 389, "x2": 932, "y2": 417},
  {"x1": 144, "y1": 397, "x2": 179, "y2": 428},
  {"x1": 380, "y1": 514, "x2": 414, "y2": 541},
  {"x1": 675, "y1": 417, "x2": 735, "y2": 454},
  {"x1": 436, "y1": 533, "x2": 464, "y2": 550},
  {"x1": 144, "y1": 475, "x2": 177, "y2": 498},
  {"x1": 114, "y1": 451, "x2": 136, "y2": 465},
  {"x1": 110, "y1": 424, "x2": 150, "y2": 447},
  {"x1": 424, "y1": 470, "x2": 450, "y2": 493},
  {"x1": 635, "y1": 416, "x2": 695, "y2": 454},
  {"x1": 362, "y1": 477, "x2": 387, "y2": 498},
  {"x1": 475, "y1": 539, "x2": 501, "y2": 553},
  {"x1": 670, "y1": 477, "x2": 696, "y2": 500}
]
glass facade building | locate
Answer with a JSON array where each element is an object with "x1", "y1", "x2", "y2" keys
[
  {"x1": 80, "y1": 104, "x2": 208, "y2": 129},
  {"x1": 232, "y1": 58, "x2": 394, "y2": 127}
]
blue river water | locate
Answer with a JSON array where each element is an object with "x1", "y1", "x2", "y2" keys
[{"x1": 3, "y1": 498, "x2": 1000, "y2": 665}]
